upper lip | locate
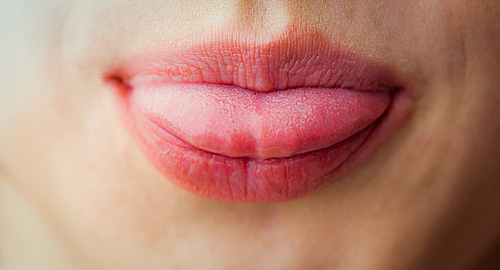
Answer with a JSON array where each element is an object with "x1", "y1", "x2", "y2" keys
[{"x1": 107, "y1": 27, "x2": 401, "y2": 94}]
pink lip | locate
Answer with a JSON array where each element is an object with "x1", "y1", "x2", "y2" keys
[{"x1": 107, "y1": 27, "x2": 409, "y2": 203}]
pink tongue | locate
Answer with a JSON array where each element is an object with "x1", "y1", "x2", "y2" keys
[{"x1": 132, "y1": 83, "x2": 390, "y2": 159}]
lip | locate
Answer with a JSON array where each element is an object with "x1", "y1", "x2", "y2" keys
[{"x1": 106, "y1": 27, "x2": 410, "y2": 203}]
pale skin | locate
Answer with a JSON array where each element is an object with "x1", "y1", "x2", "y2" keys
[{"x1": 1, "y1": 0, "x2": 500, "y2": 269}]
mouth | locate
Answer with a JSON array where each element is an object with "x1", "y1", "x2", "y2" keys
[{"x1": 105, "y1": 27, "x2": 410, "y2": 203}]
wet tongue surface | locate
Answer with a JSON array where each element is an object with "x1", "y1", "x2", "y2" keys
[{"x1": 132, "y1": 83, "x2": 391, "y2": 159}]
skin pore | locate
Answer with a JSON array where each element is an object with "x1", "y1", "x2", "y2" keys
[{"x1": 1, "y1": 0, "x2": 500, "y2": 269}]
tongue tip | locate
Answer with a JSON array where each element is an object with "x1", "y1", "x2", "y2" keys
[{"x1": 135, "y1": 83, "x2": 391, "y2": 159}]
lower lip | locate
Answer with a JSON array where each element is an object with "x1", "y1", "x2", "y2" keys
[{"x1": 113, "y1": 80, "x2": 409, "y2": 203}]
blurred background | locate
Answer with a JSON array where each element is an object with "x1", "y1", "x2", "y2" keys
[{"x1": 0, "y1": 1, "x2": 77, "y2": 269}]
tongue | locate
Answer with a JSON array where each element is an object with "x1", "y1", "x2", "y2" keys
[{"x1": 131, "y1": 83, "x2": 390, "y2": 159}]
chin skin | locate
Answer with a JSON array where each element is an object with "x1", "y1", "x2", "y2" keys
[{"x1": 0, "y1": 0, "x2": 500, "y2": 269}]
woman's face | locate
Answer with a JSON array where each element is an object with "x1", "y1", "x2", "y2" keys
[{"x1": 1, "y1": 0, "x2": 500, "y2": 269}]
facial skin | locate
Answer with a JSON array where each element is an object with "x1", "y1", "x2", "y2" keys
[{"x1": 1, "y1": 0, "x2": 500, "y2": 269}]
